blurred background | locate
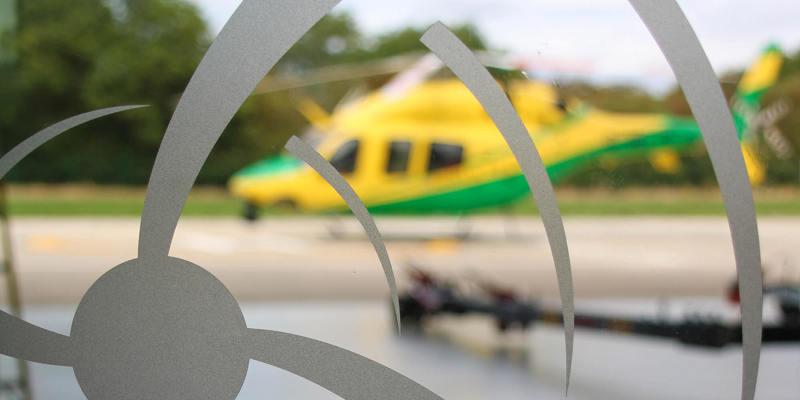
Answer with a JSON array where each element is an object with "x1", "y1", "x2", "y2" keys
[{"x1": 0, "y1": 0, "x2": 798, "y2": 399}]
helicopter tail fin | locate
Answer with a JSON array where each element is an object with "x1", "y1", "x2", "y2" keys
[
  {"x1": 730, "y1": 44, "x2": 784, "y2": 137},
  {"x1": 741, "y1": 142, "x2": 767, "y2": 185},
  {"x1": 730, "y1": 44, "x2": 784, "y2": 185}
]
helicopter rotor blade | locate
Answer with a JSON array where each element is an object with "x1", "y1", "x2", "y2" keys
[{"x1": 252, "y1": 53, "x2": 422, "y2": 95}]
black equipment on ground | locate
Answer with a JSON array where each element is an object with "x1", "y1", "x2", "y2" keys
[{"x1": 399, "y1": 269, "x2": 800, "y2": 348}]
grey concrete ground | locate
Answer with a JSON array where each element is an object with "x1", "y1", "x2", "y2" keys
[
  {"x1": 2, "y1": 216, "x2": 798, "y2": 304},
  {"x1": 0, "y1": 216, "x2": 798, "y2": 399},
  {"x1": 5, "y1": 300, "x2": 799, "y2": 400}
]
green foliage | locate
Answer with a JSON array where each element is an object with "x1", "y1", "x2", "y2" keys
[
  {"x1": 276, "y1": 15, "x2": 485, "y2": 70},
  {"x1": 278, "y1": 13, "x2": 363, "y2": 71},
  {"x1": 364, "y1": 24, "x2": 486, "y2": 60},
  {"x1": 1, "y1": 6, "x2": 490, "y2": 185},
  {"x1": 559, "y1": 150, "x2": 718, "y2": 188},
  {"x1": 660, "y1": 71, "x2": 743, "y2": 117},
  {"x1": 2, "y1": 0, "x2": 209, "y2": 184},
  {"x1": 82, "y1": 0, "x2": 211, "y2": 147},
  {"x1": 557, "y1": 83, "x2": 662, "y2": 114}
]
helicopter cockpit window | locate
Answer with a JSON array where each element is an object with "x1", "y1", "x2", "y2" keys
[
  {"x1": 428, "y1": 142, "x2": 463, "y2": 172},
  {"x1": 387, "y1": 141, "x2": 412, "y2": 173},
  {"x1": 329, "y1": 139, "x2": 359, "y2": 174}
]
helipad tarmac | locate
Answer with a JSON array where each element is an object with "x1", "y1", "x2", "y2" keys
[
  {"x1": 2, "y1": 216, "x2": 798, "y2": 304},
  {"x1": 1, "y1": 216, "x2": 798, "y2": 399}
]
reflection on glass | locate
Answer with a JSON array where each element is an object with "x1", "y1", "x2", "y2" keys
[
  {"x1": 329, "y1": 139, "x2": 360, "y2": 174},
  {"x1": 387, "y1": 141, "x2": 411, "y2": 173},
  {"x1": 427, "y1": 142, "x2": 463, "y2": 172}
]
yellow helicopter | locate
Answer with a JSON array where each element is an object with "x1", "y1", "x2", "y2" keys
[{"x1": 229, "y1": 46, "x2": 782, "y2": 219}]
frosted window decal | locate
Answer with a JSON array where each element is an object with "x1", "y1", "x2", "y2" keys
[
  {"x1": 0, "y1": 106, "x2": 147, "y2": 178},
  {"x1": 0, "y1": 1, "x2": 442, "y2": 398},
  {"x1": 138, "y1": 0, "x2": 340, "y2": 260},
  {"x1": 285, "y1": 135, "x2": 402, "y2": 331},
  {"x1": 421, "y1": 22, "x2": 575, "y2": 393},
  {"x1": 628, "y1": 2, "x2": 764, "y2": 399}
]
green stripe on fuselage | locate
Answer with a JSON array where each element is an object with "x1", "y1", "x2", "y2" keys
[
  {"x1": 366, "y1": 117, "x2": 703, "y2": 214},
  {"x1": 367, "y1": 174, "x2": 530, "y2": 214},
  {"x1": 233, "y1": 153, "x2": 302, "y2": 178}
]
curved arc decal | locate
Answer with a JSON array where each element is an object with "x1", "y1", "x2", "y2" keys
[
  {"x1": 421, "y1": 22, "x2": 575, "y2": 392},
  {"x1": 247, "y1": 328, "x2": 443, "y2": 399},
  {"x1": 0, "y1": 105, "x2": 147, "y2": 178},
  {"x1": 628, "y1": 2, "x2": 762, "y2": 399},
  {"x1": 0, "y1": 312, "x2": 73, "y2": 366},
  {"x1": 138, "y1": 0, "x2": 341, "y2": 260},
  {"x1": 285, "y1": 136, "x2": 401, "y2": 331},
  {"x1": 0, "y1": 105, "x2": 147, "y2": 367}
]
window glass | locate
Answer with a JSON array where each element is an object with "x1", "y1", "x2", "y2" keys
[
  {"x1": 427, "y1": 142, "x2": 463, "y2": 172},
  {"x1": 386, "y1": 141, "x2": 411, "y2": 173},
  {"x1": 3, "y1": 2, "x2": 798, "y2": 400},
  {"x1": 329, "y1": 139, "x2": 359, "y2": 174}
]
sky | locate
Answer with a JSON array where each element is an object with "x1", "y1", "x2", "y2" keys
[{"x1": 187, "y1": 0, "x2": 800, "y2": 93}]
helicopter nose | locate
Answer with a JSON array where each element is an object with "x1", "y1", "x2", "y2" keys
[{"x1": 228, "y1": 175, "x2": 252, "y2": 198}]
